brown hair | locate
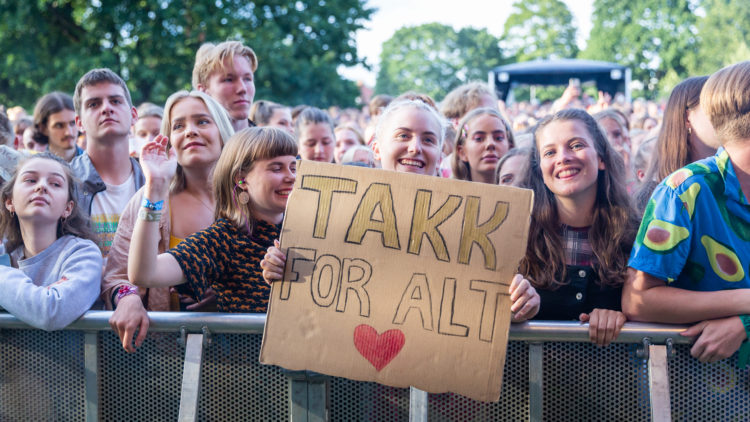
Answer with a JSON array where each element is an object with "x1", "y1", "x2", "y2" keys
[
  {"x1": 192, "y1": 41, "x2": 258, "y2": 90},
  {"x1": 249, "y1": 100, "x2": 288, "y2": 126},
  {"x1": 73, "y1": 68, "x2": 133, "y2": 114},
  {"x1": 368, "y1": 94, "x2": 393, "y2": 116},
  {"x1": 212, "y1": 127, "x2": 297, "y2": 234},
  {"x1": 32, "y1": 92, "x2": 75, "y2": 145},
  {"x1": 451, "y1": 107, "x2": 515, "y2": 182},
  {"x1": 334, "y1": 123, "x2": 365, "y2": 146},
  {"x1": 700, "y1": 61, "x2": 750, "y2": 143},
  {"x1": 0, "y1": 153, "x2": 96, "y2": 252},
  {"x1": 519, "y1": 109, "x2": 639, "y2": 290},
  {"x1": 496, "y1": 146, "x2": 532, "y2": 185},
  {"x1": 440, "y1": 82, "x2": 498, "y2": 120}
]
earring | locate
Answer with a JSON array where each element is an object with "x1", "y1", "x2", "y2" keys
[
  {"x1": 688, "y1": 127, "x2": 692, "y2": 135},
  {"x1": 10, "y1": 210, "x2": 14, "y2": 218},
  {"x1": 238, "y1": 191, "x2": 250, "y2": 205}
]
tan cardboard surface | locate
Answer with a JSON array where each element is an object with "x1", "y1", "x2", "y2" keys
[{"x1": 260, "y1": 161, "x2": 533, "y2": 402}]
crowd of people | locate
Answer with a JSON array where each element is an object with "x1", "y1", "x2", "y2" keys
[{"x1": 0, "y1": 39, "x2": 748, "y2": 367}]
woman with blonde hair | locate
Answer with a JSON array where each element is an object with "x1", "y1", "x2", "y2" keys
[{"x1": 104, "y1": 90, "x2": 233, "y2": 352}]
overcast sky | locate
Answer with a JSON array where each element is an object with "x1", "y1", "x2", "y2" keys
[{"x1": 340, "y1": 0, "x2": 594, "y2": 86}]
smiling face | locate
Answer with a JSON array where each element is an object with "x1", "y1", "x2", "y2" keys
[
  {"x1": 537, "y1": 119, "x2": 604, "y2": 202},
  {"x1": 374, "y1": 106, "x2": 441, "y2": 176},
  {"x1": 298, "y1": 122, "x2": 335, "y2": 163},
  {"x1": 240, "y1": 155, "x2": 297, "y2": 224},
  {"x1": 168, "y1": 97, "x2": 222, "y2": 169},
  {"x1": 334, "y1": 128, "x2": 360, "y2": 163},
  {"x1": 457, "y1": 114, "x2": 510, "y2": 183},
  {"x1": 76, "y1": 82, "x2": 136, "y2": 145},
  {"x1": 202, "y1": 55, "x2": 255, "y2": 122},
  {"x1": 44, "y1": 109, "x2": 78, "y2": 152},
  {"x1": 6, "y1": 158, "x2": 73, "y2": 225}
]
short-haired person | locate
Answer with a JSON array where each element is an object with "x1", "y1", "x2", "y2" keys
[
  {"x1": 71, "y1": 68, "x2": 145, "y2": 258},
  {"x1": 131, "y1": 103, "x2": 163, "y2": 158},
  {"x1": 129, "y1": 127, "x2": 297, "y2": 312},
  {"x1": 624, "y1": 61, "x2": 750, "y2": 363},
  {"x1": 295, "y1": 107, "x2": 335, "y2": 163},
  {"x1": 32, "y1": 92, "x2": 84, "y2": 162},
  {"x1": 104, "y1": 91, "x2": 233, "y2": 352},
  {"x1": 440, "y1": 82, "x2": 498, "y2": 125},
  {"x1": 13, "y1": 117, "x2": 32, "y2": 150},
  {"x1": 192, "y1": 41, "x2": 258, "y2": 132}
]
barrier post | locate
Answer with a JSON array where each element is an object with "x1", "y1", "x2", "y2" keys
[
  {"x1": 287, "y1": 371, "x2": 329, "y2": 421},
  {"x1": 528, "y1": 342, "x2": 543, "y2": 422},
  {"x1": 409, "y1": 387, "x2": 428, "y2": 422},
  {"x1": 84, "y1": 331, "x2": 99, "y2": 422},
  {"x1": 178, "y1": 333, "x2": 205, "y2": 422},
  {"x1": 648, "y1": 344, "x2": 671, "y2": 422}
]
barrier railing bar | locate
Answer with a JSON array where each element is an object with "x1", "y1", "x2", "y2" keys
[
  {"x1": 0, "y1": 312, "x2": 690, "y2": 345},
  {"x1": 648, "y1": 344, "x2": 672, "y2": 422},
  {"x1": 84, "y1": 331, "x2": 98, "y2": 422},
  {"x1": 528, "y1": 342, "x2": 543, "y2": 422},
  {"x1": 409, "y1": 387, "x2": 428, "y2": 422},
  {"x1": 287, "y1": 371, "x2": 328, "y2": 422},
  {"x1": 178, "y1": 333, "x2": 204, "y2": 422}
]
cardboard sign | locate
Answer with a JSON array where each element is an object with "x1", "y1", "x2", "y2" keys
[{"x1": 260, "y1": 161, "x2": 533, "y2": 402}]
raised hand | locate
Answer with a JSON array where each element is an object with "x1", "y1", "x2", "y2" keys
[{"x1": 140, "y1": 134, "x2": 177, "y2": 187}]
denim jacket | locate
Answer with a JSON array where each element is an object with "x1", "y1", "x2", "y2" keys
[{"x1": 70, "y1": 153, "x2": 145, "y2": 216}]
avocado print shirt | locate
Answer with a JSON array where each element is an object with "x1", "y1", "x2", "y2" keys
[{"x1": 629, "y1": 148, "x2": 750, "y2": 290}]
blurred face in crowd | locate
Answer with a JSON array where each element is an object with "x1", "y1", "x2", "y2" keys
[
  {"x1": 23, "y1": 127, "x2": 45, "y2": 152},
  {"x1": 201, "y1": 55, "x2": 255, "y2": 122},
  {"x1": 334, "y1": 128, "x2": 360, "y2": 163},
  {"x1": 43, "y1": 109, "x2": 78, "y2": 153},
  {"x1": 537, "y1": 119, "x2": 604, "y2": 203},
  {"x1": 374, "y1": 105, "x2": 441, "y2": 176},
  {"x1": 598, "y1": 117, "x2": 630, "y2": 168},
  {"x1": 133, "y1": 115, "x2": 161, "y2": 154},
  {"x1": 458, "y1": 114, "x2": 510, "y2": 183},
  {"x1": 498, "y1": 155, "x2": 527, "y2": 187},
  {"x1": 268, "y1": 108, "x2": 293, "y2": 135},
  {"x1": 298, "y1": 122, "x2": 334, "y2": 163}
]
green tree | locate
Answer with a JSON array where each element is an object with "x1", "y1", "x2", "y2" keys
[
  {"x1": 0, "y1": 0, "x2": 373, "y2": 110},
  {"x1": 582, "y1": 0, "x2": 698, "y2": 98},
  {"x1": 375, "y1": 23, "x2": 504, "y2": 100},
  {"x1": 500, "y1": 0, "x2": 579, "y2": 62},
  {"x1": 688, "y1": 0, "x2": 750, "y2": 76}
]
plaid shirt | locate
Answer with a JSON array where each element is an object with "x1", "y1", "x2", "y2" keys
[{"x1": 561, "y1": 225, "x2": 594, "y2": 267}]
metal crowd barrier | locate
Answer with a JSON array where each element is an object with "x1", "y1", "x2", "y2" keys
[{"x1": 0, "y1": 311, "x2": 747, "y2": 421}]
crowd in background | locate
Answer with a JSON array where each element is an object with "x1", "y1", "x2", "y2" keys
[{"x1": 0, "y1": 39, "x2": 748, "y2": 368}]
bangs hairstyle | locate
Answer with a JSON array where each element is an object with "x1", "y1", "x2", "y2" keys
[
  {"x1": 451, "y1": 107, "x2": 515, "y2": 182},
  {"x1": 294, "y1": 107, "x2": 334, "y2": 140},
  {"x1": 73, "y1": 68, "x2": 132, "y2": 114},
  {"x1": 374, "y1": 99, "x2": 448, "y2": 149},
  {"x1": 192, "y1": 41, "x2": 258, "y2": 90},
  {"x1": 213, "y1": 127, "x2": 297, "y2": 234},
  {"x1": 32, "y1": 92, "x2": 75, "y2": 145},
  {"x1": 250, "y1": 100, "x2": 288, "y2": 126},
  {"x1": 519, "y1": 108, "x2": 639, "y2": 290},
  {"x1": 700, "y1": 61, "x2": 750, "y2": 143},
  {"x1": 161, "y1": 90, "x2": 235, "y2": 193},
  {"x1": 0, "y1": 152, "x2": 96, "y2": 252}
]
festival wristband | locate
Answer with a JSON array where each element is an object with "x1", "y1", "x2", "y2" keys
[
  {"x1": 141, "y1": 197, "x2": 164, "y2": 211},
  {"x1": 737, "y1": 315, "x2": 750, "y2": 368},
  {"x1": 113, "y1": 285, "x2": 139, "y2": 308},
  {"x1": 138, "y1": 208, "x2": 162, "y2": 222}
]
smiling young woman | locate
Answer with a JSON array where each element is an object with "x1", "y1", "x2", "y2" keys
[{"x1": 520, "y1": 108, "x2": 640, "y2": 346}]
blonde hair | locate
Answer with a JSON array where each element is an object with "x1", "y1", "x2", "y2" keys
[
  {"x1": 212, "y1": 127, "x2": 297, "y2": 234},
  {"x1": 162, "y1": 90, "x2": 235, "y2": 193},
  {"x1": 700, "y1": 61, "x2": 750, "y2": 143},
  {"x1": 375, "y1": 99, "x2": 448, "y2": 150},
  {"x1": 451, "y1": 107, "x2": 515, "y2": 181},
  {"x1": 334, "y1": 123, "x2": 365, "y2": 146},
  {"x1": 440, "y1": 82, "x2": 497, "y2": 120},
  {"x1": 191, "y1": 41, "x2": 258, "y2": 90}
]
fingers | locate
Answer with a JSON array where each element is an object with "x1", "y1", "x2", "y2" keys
[
  {"x1": 121, "y1": 326, "x2": 136, "y2": 353},
  {"x1": 586, "y1": 309, "x2": 626, "y2": 346},
  {"x1": 261, "y1": 246, "x2": 287, "y2": 284},
  {"x1": 134, "y1": 316, "x2": 150, "y2": 348},
  {"x1": 681, "y1": 321, "x2": 706, "y2": 338}
]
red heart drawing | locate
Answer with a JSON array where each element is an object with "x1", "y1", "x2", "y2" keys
[{"x1": 353, "y1": 324, "x2": 405, "y2": 371}]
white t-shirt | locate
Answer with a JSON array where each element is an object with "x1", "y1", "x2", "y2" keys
[{"x1": 90, "y1": 172, "x2": 135, "y2": 258}]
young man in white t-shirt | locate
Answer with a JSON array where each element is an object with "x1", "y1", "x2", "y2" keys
[{"x1": 71, "y1": 68, "x2": 145, "y2": 258}]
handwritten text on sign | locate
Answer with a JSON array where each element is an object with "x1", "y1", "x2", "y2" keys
[{"x1": 260, "y1": 161, "x2": 533, "y2": 402}]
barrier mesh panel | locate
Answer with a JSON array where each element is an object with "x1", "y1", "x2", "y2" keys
[
  {"x1": 0, "y1": 329, "x2": 85, "y2": 422},
  {"x1": 542, "y1": 342, "x2": 650, "y2": 421},
  {"x1": 669, "y1": 344, "x2": 750, "y2": 421},
  {"x1": 99, "y1": 331, "x2": 289, "y2": 422}
]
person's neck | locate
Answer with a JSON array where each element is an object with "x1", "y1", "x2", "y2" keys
[
  {"x1": 181, "y1": 165, "x2": 215, "y2": 204},
  {"x1": 472, "y1": 169, "x2": 496, "y2": 185},
  {"x1": 231, "y1": 118, "x2": 249, "y2": 132},
  {"x1": 724, "y1": 140, "x2": 750, "y2": 199},
  {"x1": 255, "y1": 211, "x2": 284, "y2": 225},
  {"x1": 86, "y1": 137, "x2": 132, "y2": 185},
  {"x1": 555, "y1": 194, "x2": 595, "y2": 228},
  {"x1": 19, "y1": 219, "x2": 58, "y2": 258},
  {"x1": 49, "y1": 144, "x2": 76, "y2": 162}
]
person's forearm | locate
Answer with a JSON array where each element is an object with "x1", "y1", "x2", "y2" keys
[
  {"x1": 622, "y1": 269, "x2": 750, "y2": 323},
  {"x1": 128, "y1": 182, "x2": 168, "y2": 287}
]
